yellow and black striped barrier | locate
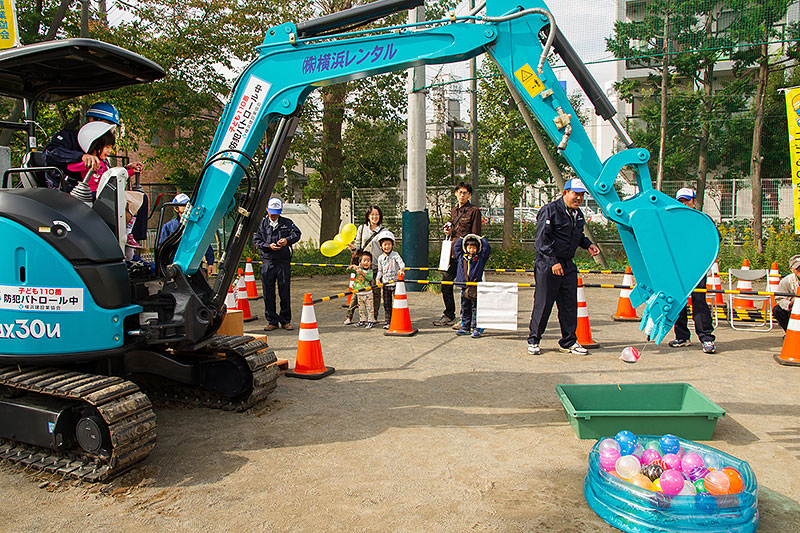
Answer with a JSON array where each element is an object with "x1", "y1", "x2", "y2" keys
[{"x1": 290, "y1": 262, "x2": 627, "y2": 275}]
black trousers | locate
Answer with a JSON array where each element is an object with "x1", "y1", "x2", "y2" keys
[
  {"x1": 441, "y1": 258, "x2": 459, "y2": 320},
  {"x1": 261, "y1": 262, "x2": 292, "y2": 326},
  {"x1": 773, "y1": 304, "x2": 790, "y2": 331},
  {"x1": 528, "y1": 260, "x2": 578, "y2": 348},
  {"x1": 382, "y1": 285, "x2": 395, "y2": 323},
  {"x1": 673, "y1": 281, "x2": 715, "y2": 343}
]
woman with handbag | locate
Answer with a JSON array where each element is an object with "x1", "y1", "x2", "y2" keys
[{"x1": 344, "y1": 206, "x2": 385, "y2": 324}]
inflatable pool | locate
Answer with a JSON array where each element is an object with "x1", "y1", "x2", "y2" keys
[{"x1": 584, "y1": 435, "x2": 759, "y2": 532}]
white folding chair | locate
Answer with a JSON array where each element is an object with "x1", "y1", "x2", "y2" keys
[{"x1": 728, "y1": 269, "x2": 773, "y2": 331}]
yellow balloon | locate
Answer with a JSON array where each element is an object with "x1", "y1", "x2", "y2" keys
[
  {"x1": 333, "y1": 233, "x2": 347, "y2": 246},
  {"x1": 341, "y1": 223, "x2": 357, "y2": 243},
  {"x1": 320, "y1": 240, "x2": 344, "y2": 257}
]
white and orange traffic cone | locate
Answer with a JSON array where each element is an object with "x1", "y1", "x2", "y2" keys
[
  {"x1": 767, "y1": 261, "x2": 780, "y2": 311},
  {"x1": 236, "y1": 274, "x2": 257, "y2": 322},
  {"x1": 774, "y1": 288, "x2": 800, "y2": 366},
  {"x1": 342, "y1": 272, "x2": 355, "y2": 308},
  {"x1": 225, "y1": 282, "x2": 237, "y2": 310},
  {"x1": 733, "y1": 259, "x2": 755, "y2": 309},
  {"x1": 576, "y1": 277, "x2": 598, "y2": 348},
  {"x1": 286, "y1": 293, "x2": 335, "y2": 379},
  {"x1": 612, "y1": 266, "x2": 639, "y2": 321},
  {"x1": 244, "y1": 257, "x2": 259, "y2": 299},
  {"x1": 706, "y1": 261, "x2": 724, "y2": 308},
  {"x1": 384, "y1": 272, "x2": 418, "y2": 336}
]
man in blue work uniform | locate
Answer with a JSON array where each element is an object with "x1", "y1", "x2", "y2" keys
[
  {"x1": 253, "y1": 198, "x2": 301, "y2": 331},
  {"x1": 527, "y1": 179, "x2": 600, "y2": 355},
  {"x1": 159, "y1": 193, "x2": 215, "y2": 276},
  {"x1": 667, "y1": 188, "x2": 716, "y2": 354}
]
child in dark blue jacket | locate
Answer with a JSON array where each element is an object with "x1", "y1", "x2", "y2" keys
[{"x1": 453, "y1": 233, "x2": 491, "y2": 338}]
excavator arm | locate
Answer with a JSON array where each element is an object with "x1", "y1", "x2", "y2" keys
[{"x1": 167, "y1": 0, "x2": 719, "y2": 344}]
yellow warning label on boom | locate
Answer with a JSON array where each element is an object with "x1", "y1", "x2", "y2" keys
[{"x1": 514, "y1": 63, "x2": 545, "y2": 99}]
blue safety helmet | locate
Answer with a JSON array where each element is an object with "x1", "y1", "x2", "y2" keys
[{"x1": 86, "y1": 102, "x2": 120, "y2": 125}]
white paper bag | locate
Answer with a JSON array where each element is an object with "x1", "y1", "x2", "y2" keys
[
  {"x1": 476, "y1": 282, "x2": 518, "y2": 330},
  {"x1": 438, "y1": 239, "x2": 452, "y2": 271}
]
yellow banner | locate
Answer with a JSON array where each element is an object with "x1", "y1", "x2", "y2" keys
[
  {"x1": 0, "y1": 0, "x2": 19, "y2": 50},
  {"x1": 785, "y1": 87, "x2": 800, "y2": 234}
]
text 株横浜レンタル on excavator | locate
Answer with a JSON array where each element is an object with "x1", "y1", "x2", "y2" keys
[{"x1": 0, "y1": 0, "x2": 719, "y2": 479}]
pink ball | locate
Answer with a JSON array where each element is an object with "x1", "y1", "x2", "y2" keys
[
  {"x1": 662, "y1": 453, "x2": 682, "y2": 472},
  {"x1": 681, "y1": 452, "x2": 704, "y2": 473},
  {"x1": 660, "y1": 469, "x2": 685, "y2": 496},
  {"x1": 641, "y1": 449, "x2": 662, "y2": 465},
  {"x1": 600, "y1": 447, "x2": 621, "y2": 472}
]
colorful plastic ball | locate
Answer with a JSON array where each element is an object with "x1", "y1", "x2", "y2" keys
[
  {"x1": 645, "y1": 440, "x2": 661, "y2": 452},
  {"x1": 721, "y1": 467, "x2": 744, "y2": 494},
  {"x1": 659, "y1": 469, "x2": 685, "y2": 496},
  {"x1": 629, "y1": 473, "x2": 654, "y2": 491},
  {"x1": 598, "y1": 438, "x2": 621, "y2": 454},
  {"x1": 652, "y1": 478, "x2": 662, "y2": 492},
  {"x1": 676, "y1": 446, "x2": 686, "y2": 458},
  {"x1": 640, "y1": 462, "x2": 664, "y2": 482},
  {"x1": 695, "y1": 492, "x2": 718, "y2": 514},
  {"x1": 687, "y1": 466, "x2": 710, "y2": 482},
  {"x1": 615, "y1": 455, "x2": 642, "y2": 479},
  {"x1": 607, "y1": 470, "x2": 622, "y2": 479},
  {"x1": 640, "y1": 449, "x2": 661, "y2": 465},
  {"x1": 662, "y1": 453, "x2": 682, "y2": 472},
  {"x1": 632, "y1": 443, "x2": 645, "y2": 458},
  {"x1": 651, "y1": 459, "x2": 668, "y2": 470},
  {"x1": 660, "y1": 434, "x2": 680, "y2": 455},
  {"x1": 681, "y1": 452, "x2": 704, "y2": 473},
  {"x1": 615, "y1": 430, "x2": 638, "y2": 455},
  {"x1": 678, "y1": 479, "x2": 697, "y2": 496},
  {"x1": 694, "y1": 479, "x2": 707, "y2": 493},
  {"x1": 703, "y1": 452, "x2": 723, "y2": 471},
  {"x1": 704, "y1": 470, "x2": 731, "y2": 495},
  {"x1": 600, "y1": 447, "x2": 621, "y2": 472}
]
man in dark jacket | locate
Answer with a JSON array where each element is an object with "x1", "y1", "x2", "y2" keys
[
  {"x1": 527, "y1": 179, "x2": 600, "y2": 356},
  {"x1": 253, "y1": 198, "x2": 301, "y2": 331},
  {"x1": 433, "y1": 182, "x2": 482, "y2": 327}
]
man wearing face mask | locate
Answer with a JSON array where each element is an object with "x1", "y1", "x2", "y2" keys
[{"x1": 527, "y1": 179, "x2": 600, "y2": 356}]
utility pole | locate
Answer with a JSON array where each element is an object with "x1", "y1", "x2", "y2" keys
[
  {"x1": 403, "y1": 4, "x2": 428, "y2": 292},
  {"x1": 80, "y1": 0, "x2": 89, "y2": 37},
  {"x1": 469, "y1": 0, "x2": 479, "y2": 204}
]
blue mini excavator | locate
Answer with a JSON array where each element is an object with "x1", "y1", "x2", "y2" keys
[{"x1": 0, "y1": 0, "x2": 719, "y2": 480}]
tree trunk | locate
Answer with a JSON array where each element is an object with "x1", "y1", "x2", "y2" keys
[
  {"x1": 502, "y1": 175, "x2": 513, "y2": 250},
  {"x1": 749, "y1": 42, "x2": 769, "y2": 253},
  {"x1": 696, "y1": 65, "x2": 713, "y2": 211},
  {"x1": 656, "y1": 7, "x2": 670, "y2": 191},
  {"x1": 45, "y1": 0, "x2": 76, "y2": 41},
  {"x1": 319, "y1": 84, "x2": 348, "y2": 243}
]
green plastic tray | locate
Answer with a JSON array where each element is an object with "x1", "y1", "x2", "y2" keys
[{"x1": 555, "y1": 383, "x2": 725, "y2": 440}]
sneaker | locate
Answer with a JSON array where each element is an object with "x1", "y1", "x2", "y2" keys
[
  {"x1": 471, "y1": 330, "x2": 481, "y2": 338},
  {"x1": 343, "y1": 318, "x2": 352, "y2": 325},
  {"x1": 455, "y1": 328, "x2": 470, "y2": 336},
  {"x1": 477, "y1": 328, "x2": 485, "y2": 334},
  {"x1": 365, "y1": 322, "x2": 375, "y2": 329},
  {"x1": 432, "y1": 316, "x2": 455, "y2": 326},
  {"x1": 702, "y1": 341, "x2": 716, "y2": 354},
  {"x1": 451, "y1": 322, "x2": 463, "y2": 331},
  {"x1": 383, "y1": 322, "x2": 390, "y2": 330},
  {"x1": 668, "y1": 339, "x2": 692, "y2": 348},
  {"x1": 356, "y1": 321, "x2": 366, "y2": 327},
  {"x1": 559, "y1": 343, "x2": 589, "y2": 356},
  {"x1": 527, "y1": 343, "x2": 541, "y2": 355}
]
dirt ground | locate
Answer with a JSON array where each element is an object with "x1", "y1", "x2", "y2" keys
[{"x1": 1, "y1": 273, "x2": 799, "y2": 532}]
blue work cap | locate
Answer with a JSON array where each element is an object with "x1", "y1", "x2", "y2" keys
[{"x1": 564, "y1": 178, "x2": 587, "y2": 193}]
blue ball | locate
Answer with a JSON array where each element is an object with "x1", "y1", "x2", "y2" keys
[
  {"x1": 660, "y1": 433, "x2": 680, "y2": 455},
  {"x1": 615, "y1": 430, "x2": 638, "y2": 455}
]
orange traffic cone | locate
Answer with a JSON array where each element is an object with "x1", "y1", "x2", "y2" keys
[
  {"x1": 767, "y1": 261, "x2": 780, "y2": 311},
  {"x1": 774, "y1": 288, "x2": 800, "y2": 366},
  {"x1": 287, "y1": 293, "x2": 335, "y2": 379},
  {"x1": 733, "y1": 259, "x2": 755, "y2": 309},
  {"x1": 384, "y1": 272, "x2": 418, "y2": 336},
  {"x1": 342, "y1": 272, "x2": 355, "y2": 308},
  {"x1": 225, "y1": 282, "x2": 237, "y2": 310},
  {"x1": 236, "y1": 274, "x2": 257, "y2": 322},
  {"x1": 576, "y1": 277, "x2": 598, "y2": 348},
  {"x1": 244, "y1": 257, "x2": 259, "y2": 299},
  {"x1": 612, "y1": 266, "x2": 639, "y2": 321},
  {"x1": 706, "y1": 260, "x2": 724, "y2": 308}
]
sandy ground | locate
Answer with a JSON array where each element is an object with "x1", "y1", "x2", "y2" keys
[{"x1": 1, "y1": 273, "x2": 799, "y2": 532}]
